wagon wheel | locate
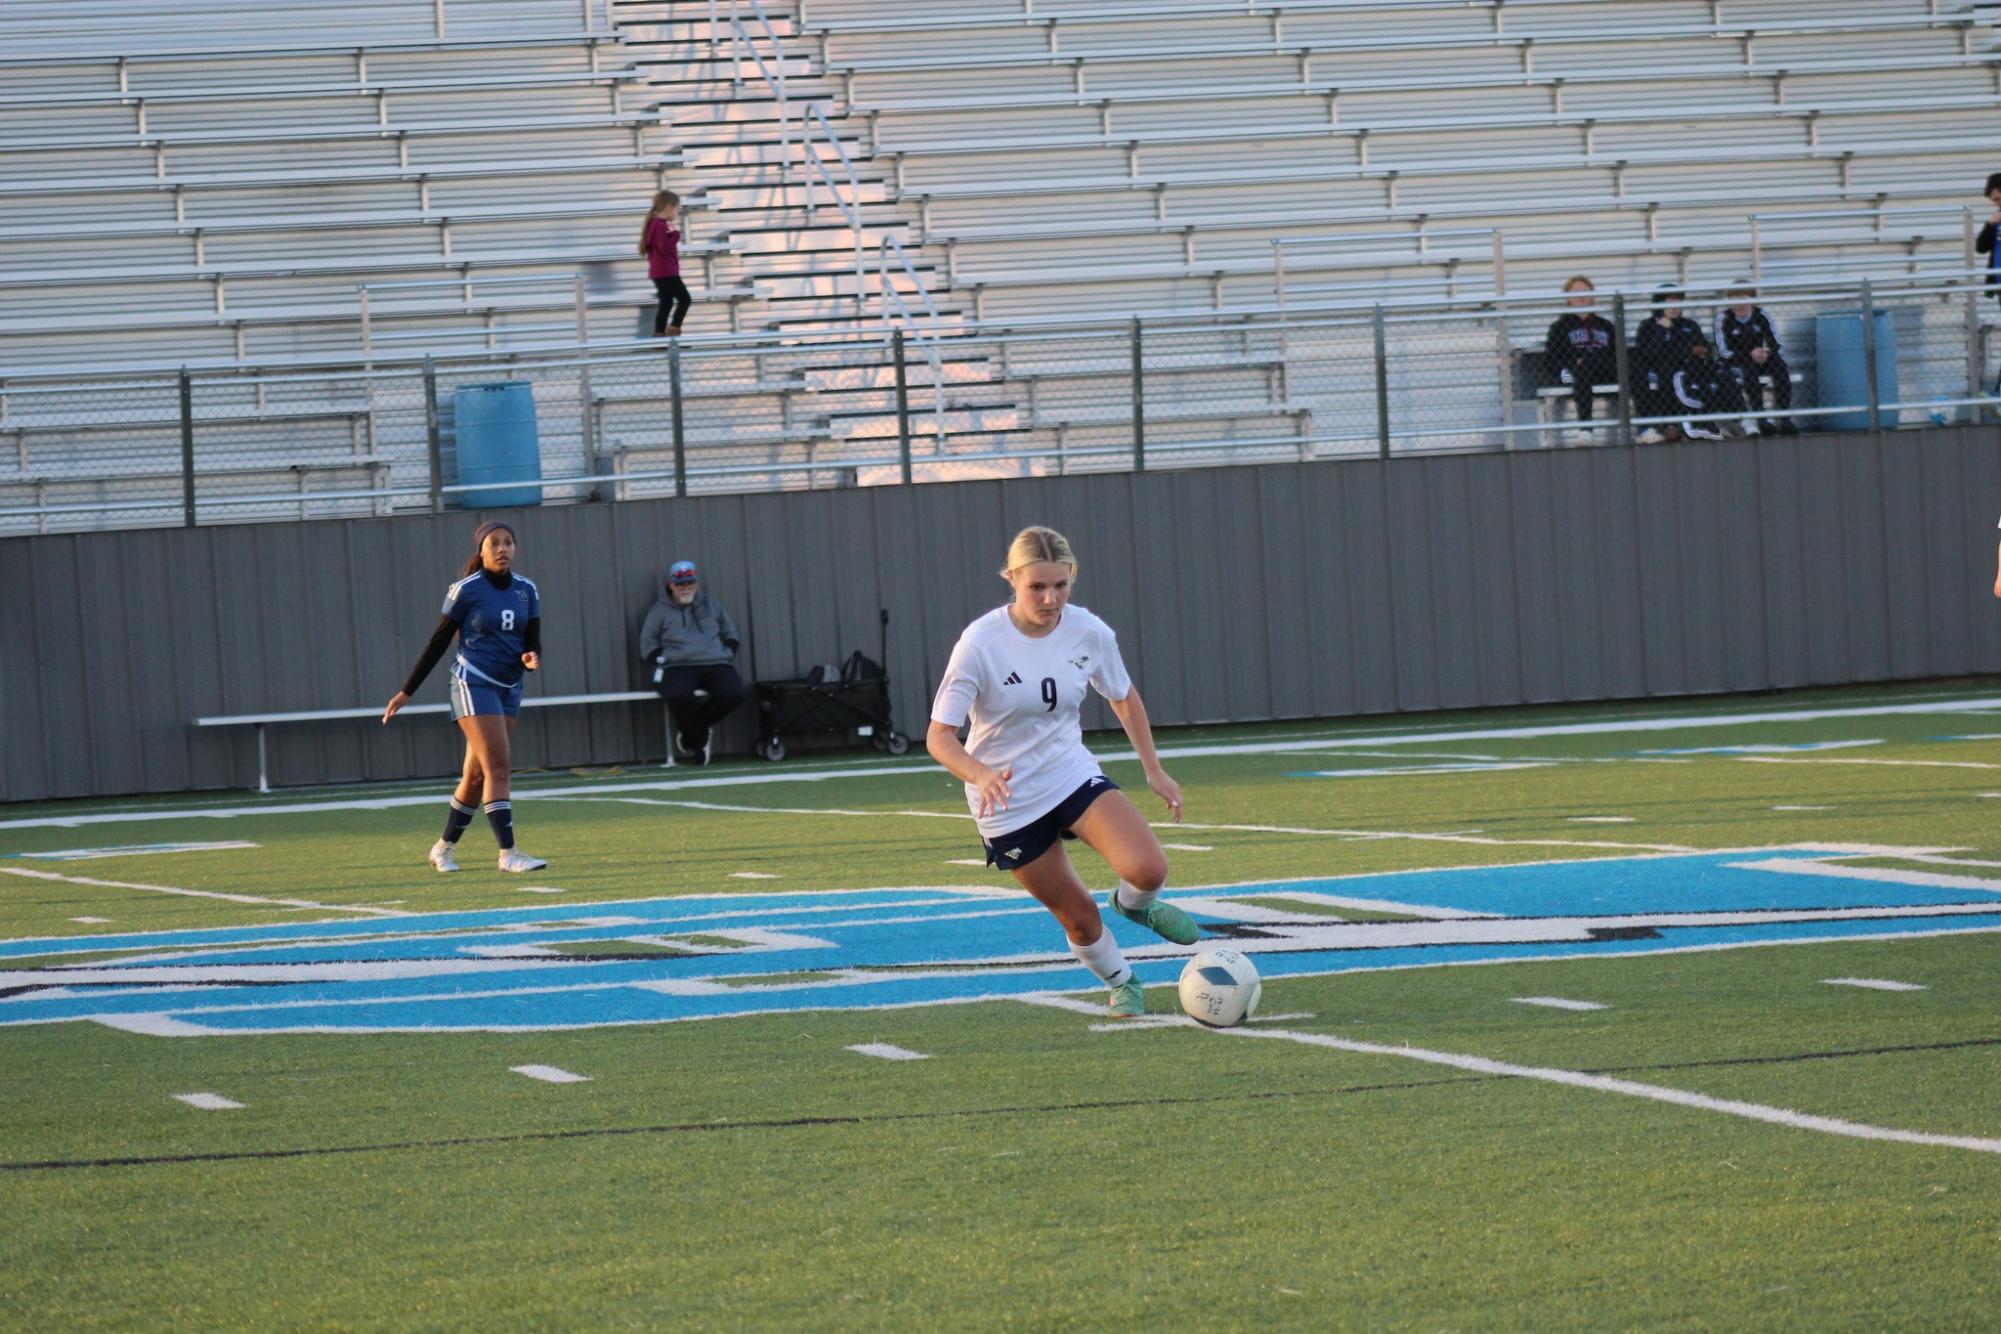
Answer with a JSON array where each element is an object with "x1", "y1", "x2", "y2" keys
[
  {"x1": 883, "y1": 731, "x2": 910, "y2": 756},
  {"x1": 759, "y1": 736, "x2": 787, "y2": 762}
]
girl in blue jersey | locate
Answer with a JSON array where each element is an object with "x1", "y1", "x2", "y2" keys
[{"x1": 382, "y1": 520, "x2": 547, "y2": 874}]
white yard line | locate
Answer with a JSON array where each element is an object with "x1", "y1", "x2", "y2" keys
[
  {"x1": 1513, "y1": 996, "x2": 1609, "y2": 1011},
  {"x1": 173, "y1": 1092, "x2": 243, "y2": 1110},
  {"x1": 511, "y1": 1065, "x2": 590, "y2": 1084},
  {"x1": 14, "y1": 694, "x2": 2001, "y2": 833},
  {"x1": 0, "y1": 866, "x2": 410, "y2": 917},
  {"x1": 19, "y1": 841, "x2": 260, "y2": 861},
  {"x1": 1210, "y1": 1025, "x2": 2001, "y2": 1156},
  {"x1": 1162, "y1": 821, "x2": 1693, "y2": 853},
  {"x1": 1739, "y1": 757, "x2": 2001, "y2": 771},
  {"x1": 1822, "y1": 977, "x2": 1928, "y2": 992},
  {"x1": 846, "y1": 1043, "x2": 931, "y2": 1061}
]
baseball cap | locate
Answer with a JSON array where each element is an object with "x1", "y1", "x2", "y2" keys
[{"x1": 667, "y1": 559, "x2": 700, "y2": 585}]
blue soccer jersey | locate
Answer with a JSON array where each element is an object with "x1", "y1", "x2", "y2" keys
[{"x1": 443, "y1": 570, "x2": 539, "y2": 688}]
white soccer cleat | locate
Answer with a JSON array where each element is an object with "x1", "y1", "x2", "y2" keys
[
  {"x1": 428, "y1": 840, "x2": 460, "y2": 873},
  {"x1": 497, "y1": 849, "x2": 548, "y2": 873}
]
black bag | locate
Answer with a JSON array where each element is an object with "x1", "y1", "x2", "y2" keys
[{"x1": 841, "y1": 651, "x2": 884, "y2": 683}]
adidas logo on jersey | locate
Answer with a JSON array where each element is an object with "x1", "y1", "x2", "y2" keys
[{"x1": 1003, "y1": 672, "x2": 1023, "y2": 685}]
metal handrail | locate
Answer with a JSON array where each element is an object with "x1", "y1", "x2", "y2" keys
[
  {"x1": 5, "y1": 266, "x2": 1994, "y2": 389},
  {"x1": 1750, "y1": 204, "x2": 1979, "y2": 284}
]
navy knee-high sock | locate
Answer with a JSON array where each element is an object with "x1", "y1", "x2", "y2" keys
[
  {"x1": 483, "y1": 800, "x2": 515, "y2": 850},
  {"x1": 441, "y1": 797, "x2": 477, "y2": 845}
]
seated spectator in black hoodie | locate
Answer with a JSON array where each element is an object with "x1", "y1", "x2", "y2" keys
[
  {"x1": 639, "y1": 559, "x2": 746, "y2": 764},
  {"x1": 1632, "y1": 284, "x2": 1703, "y2": 443},
  {"x1": 1672, "y1": 335, "x2": 1750, "y2": 441},
  {"x1": 1543, "y1": 274, "x2": 1618, "y2": 437},
  {"x1": 1715, "y1": 283, "x2": 1796, "y2": 435}
]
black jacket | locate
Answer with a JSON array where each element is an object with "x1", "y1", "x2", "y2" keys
[
  {"x1": 1978, "y1": 220, "x2": 1999, "y2": 300},
  {"x1": 1544, "y1": 312, "x2": 1616, "y2": 383},
  {"x1": 1714, "y1": 308, "x2": 1782, "y2": 371},
  {"x1": 1633, "y1": 315, "x2": 1703, "y2": 392}
]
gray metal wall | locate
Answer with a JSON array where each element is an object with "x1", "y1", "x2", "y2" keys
[{"x1": 5, "y1": 426, "x2": 1999, "y2": 803}]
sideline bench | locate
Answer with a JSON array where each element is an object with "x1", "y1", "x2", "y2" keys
[{"x1": 196, "y1": 690, "x2": 676, "y2": 794}]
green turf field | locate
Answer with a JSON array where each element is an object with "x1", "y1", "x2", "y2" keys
[{"x1": 4, "y1": 680, "x2": 2000, "y2": 1328}]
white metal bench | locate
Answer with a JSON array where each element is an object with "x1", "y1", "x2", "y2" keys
[{"x1": 196, "y1": 690, "x2": 673, "y2": 794}]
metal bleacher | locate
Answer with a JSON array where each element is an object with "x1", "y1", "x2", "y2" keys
[{"x1": 3, "y1": 0, "x2": 1999, "y2": 532}]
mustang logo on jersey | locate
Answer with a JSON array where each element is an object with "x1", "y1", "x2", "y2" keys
[{"x1": 1070, "y1": 655, "x2": 1091, "y2": 670}]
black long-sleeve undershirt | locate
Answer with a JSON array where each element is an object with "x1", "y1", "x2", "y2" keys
[{"x1": 400, "y1": 614, "x2": 540, "y2": 697}]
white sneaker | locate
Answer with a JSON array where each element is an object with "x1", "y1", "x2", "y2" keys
[
  {"x1": 497, "y1": 849, "x2": 548, "y2": 873},
  {"x1": 1636, "y1": 428, "x2": 1665, "y2": 444},
  {"x1": 428, "y1": 839, "x2": 460, "y2": 873}
]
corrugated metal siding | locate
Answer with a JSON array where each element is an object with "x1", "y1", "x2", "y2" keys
[{"x1": 9, "y1": 425, "x2": 2000, "y2": 803}]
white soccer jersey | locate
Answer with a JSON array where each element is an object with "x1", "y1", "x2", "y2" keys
[{"x1": 931, "y1": 604, "x2": 1134, "y2": 839}]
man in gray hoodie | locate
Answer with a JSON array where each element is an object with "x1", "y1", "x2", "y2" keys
[{"x1": 640, "y1": 559, "x2": 745, "y2": 764}]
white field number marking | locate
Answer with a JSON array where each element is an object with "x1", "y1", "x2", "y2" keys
[
  {"x1": 1823, "y1": 978, "x2": 1928, "y2": 992},
  {"x1": 174, "y1": 1093, "x2": 243, "y2": 1110},
  {"x1": 511, "y1": 1065, "x2": 590, "y2": 1084},
  {"x1": 846, "y1": 1043, "x2": 930, "y2": 1061}
]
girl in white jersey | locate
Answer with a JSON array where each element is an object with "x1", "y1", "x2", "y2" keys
[{"x1": 927, "y1": 526, "x2": 1200, "y2": 1017}]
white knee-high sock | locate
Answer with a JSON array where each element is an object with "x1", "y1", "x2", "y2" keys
[
  {"x1": 1069, "y1": 930, "x2": 1132, "y2": 988},
  {"x1": 1114, "y1": 880, "x2": 1160, "y2": 911}
]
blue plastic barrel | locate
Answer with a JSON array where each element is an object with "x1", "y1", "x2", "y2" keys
[
  {"x1": 1812, "y1": 310, "x2": 1897, "y2": 431},
  {"x1": 452, "y1": 381, "x2": 542, "y2": 508}
]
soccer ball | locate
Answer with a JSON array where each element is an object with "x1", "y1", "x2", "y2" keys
[{"x1": 1177, "y1": 946, "x2": 1261, "y2": 1028}]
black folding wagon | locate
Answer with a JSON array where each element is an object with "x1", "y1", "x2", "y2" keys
[{"x1": 753, "y1": 610, "x2": 910, "y2": 761}]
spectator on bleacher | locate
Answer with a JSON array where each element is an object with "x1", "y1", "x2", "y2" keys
[
  {"x1": 1633, "y1": 284, "x2": 1703, "y2": 444},
  {"x1": 640, "y1": 190, "x2": 691, "y2": 338},
  {"x1": 640, "y1": 559, "x2": 745, "y2": 764},
  {"x1": 1672, "y1": 334, "x2": 1749, "y2": 441},
  {"x1": 1716, "y1": 283, "x2": 1797, "y2": 435},
  {"x1": 1977, "y1": 172, "x2": 2001, "y2": 302},
  {"x1": 1544, "y1": 275, "x2": 1617, "y2": 438}
]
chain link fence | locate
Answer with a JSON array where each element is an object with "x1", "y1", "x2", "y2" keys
[{"x1": 4, "y1": 273, "x2": 1995, "y2": 535}]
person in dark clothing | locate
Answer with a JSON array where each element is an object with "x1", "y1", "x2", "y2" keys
[
  {"x1": 639, "y1": 559, "x2": 745, "y2": 764},
  {"x1": 1716, "y1": 284, "x2": 1797, "y2": 434},
  {"x1": 1672, "y1": 335, "x2": 1750, "y2": 441},
  {"x1": 1544, "y1": 275, "x2": 1618, "y2": 438},
  {"x1": 1977, "y1": 171, "x2": 2001, "y2": 303},
  {"x1": 1632, "y1": 284, "x2": 1704, "y2": 443}
]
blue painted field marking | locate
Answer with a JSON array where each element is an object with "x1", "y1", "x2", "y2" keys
[{"x1": 3, "y1": 848, "x2": 1999, "y2": 1035}]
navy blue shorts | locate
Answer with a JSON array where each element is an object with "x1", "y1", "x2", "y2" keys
[
  {"x1": 450, "y1": 669, "x2": 523, "y2": 720},
  {"x1": 981, "y1": 776, "x2": 1119, "y2": 872}
]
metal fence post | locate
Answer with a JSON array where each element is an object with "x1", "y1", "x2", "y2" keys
[
  {"x1": 1965, "y1": 207, "x2": 1986, "y2": 423},
  {"x1": 423, "y1": 357, "x2": 444, "y2": 514},
  {"x1": 669, "y1": 338, "x2": 688, "y2": 498},
  {"x1": 1611, "y1": 291, "x2": 1634, "y2": 448},
  {"x1": 178, "y1": 367, "x2": 196, "y2": 527},
  {"x1": 1859, "y1": 278, "x2": 1881, "y2": 433},
  {"x1": 892, "y1": 327, "x2": 913, "y2": 485},
  {"x1": 1130, "y1": 317, "x2": 1146, "y2": 473},
  {"x1": 574, "y1": 274, "x2": 599, "y2": 493},
  {"x1": 1373, "y1": 304, "x2": 1391, "y2": 460}
]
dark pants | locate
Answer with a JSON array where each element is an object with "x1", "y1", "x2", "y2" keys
[
  {"x1": 1733, "y1": 355, "x2": 1793, "y2": 421},
  {"x1": 1566, "y1": 351, "x2": 1617, "y2": 421},
  {"x1": 656, "y1": 662, "x2": 745, "y2": 746},
  {"x1": 652, "y1": 276, "x2": 691, "y2": 334}
]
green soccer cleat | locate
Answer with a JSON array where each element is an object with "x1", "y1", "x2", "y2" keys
[
  {"x1": 1108, "y1": 976, "x2": 1146, "y2": 1018},
  {"x1": 1108, "y1": 889, "x2": 1203, "y2": 945}
]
